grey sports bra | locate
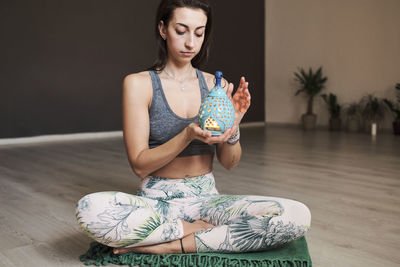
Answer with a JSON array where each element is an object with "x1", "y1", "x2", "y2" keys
[{"x1": 148, "y1": 69, "x2": 215, "y2": 157}]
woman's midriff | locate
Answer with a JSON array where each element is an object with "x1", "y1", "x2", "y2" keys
[{"x1": 149, "y1": 154, "x2": 214, "y2": 179}]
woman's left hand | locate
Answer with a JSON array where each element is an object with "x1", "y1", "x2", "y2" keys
[{"x1": 227, "y1": 77, "x2": 251, "y2": 126}]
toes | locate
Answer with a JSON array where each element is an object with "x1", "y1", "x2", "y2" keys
[{"x1": 113, "y1": 247, "x2": 133, "y2": 254}]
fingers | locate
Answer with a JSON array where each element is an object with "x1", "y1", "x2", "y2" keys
[
  {"x1": 233, "y1": 78, "x2": 251, "y2": 114},
  {"x1": 240, "y1": 88, "x2": 250, "y2": 113},
  {"x1": 188, "y1": 123, "x2": 212, "y2": 139},
  {"x1": 227, "y1": 83, "x2": 234, "y2": 99},
  {"x1": 238, "y1": 76, "x2": 245, "y2": 91},
  {"x1": 197, "y1": 127, "x2": 236, "y2": 144},
  {"x1": 239, "y1": 78, "x2": 250, "y2": 112},
  {"x1": 194, "y1": 127, "x2": 212, "y2": 138},
  {"x1": 234, "y1": 79, "x2": 249, "y2": 99}
]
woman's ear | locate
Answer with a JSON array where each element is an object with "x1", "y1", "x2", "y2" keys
[{"x1": 158, "y1": 20, "x2": 167, "y2": 40}]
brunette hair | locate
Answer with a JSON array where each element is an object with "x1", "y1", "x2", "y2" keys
[{"x1": 148, "y1": 0, "x2": 213, "y2": 71}]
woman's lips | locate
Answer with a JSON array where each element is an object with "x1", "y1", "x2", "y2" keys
[{"x1": 181, "y1": 52, "x2": 194, "y2": 57}]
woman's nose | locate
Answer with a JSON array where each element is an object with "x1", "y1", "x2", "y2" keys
[{"x1": 185, "y1": 34, "x2": 194, "y2": 49}]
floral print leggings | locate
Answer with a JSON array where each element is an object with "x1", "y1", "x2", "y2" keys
[{"x1": 76, "y1": 173, "x2": 311, "y2": 253}]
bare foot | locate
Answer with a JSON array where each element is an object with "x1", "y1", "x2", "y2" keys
[
  {"x1": 181, "y1": 219, "x2": 214, "y2": 236},
  {"x1": 113, "y1": 220, "x2": 214, "y2": 255},
  {"x1": 113, "y1": 241, "x2": 180, "y2": 255}
]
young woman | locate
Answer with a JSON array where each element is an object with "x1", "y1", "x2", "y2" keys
[{"x1": 76, "y1": 0, "x2": 311, "y2": 255}]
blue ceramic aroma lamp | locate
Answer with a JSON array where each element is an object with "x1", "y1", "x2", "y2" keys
[{"x1": 199, "y1": 71, "x2": 235, "y2": 136}]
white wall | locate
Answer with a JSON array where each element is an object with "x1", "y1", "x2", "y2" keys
[{"x1": 265, "y1": 0, "x2": 400, "y2": 129}]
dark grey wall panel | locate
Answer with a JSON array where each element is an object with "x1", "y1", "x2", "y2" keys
[
  {"x1": 0, "y1": 0, "x2": 264, "y2": 138},
  {"x1": 0, "y1": 0, "x2": 159, "y2": 138},
  {"x1": 207, "y1": 0, "x2": 265, "y2": 123}
]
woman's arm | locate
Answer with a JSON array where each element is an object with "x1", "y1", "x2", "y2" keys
[
  {"x1": 214, "y1": 77, "x2": 251, "y2": 170},
  {"x1": 216, "y1": 134, "x2": 242, "y2": 170},
  {"x1": 123, "y1": 73, "x2": 193, "y2": 178}
]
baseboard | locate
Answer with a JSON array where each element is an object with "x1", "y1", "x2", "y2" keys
[
  {"x1": 0, "y1": 131, "x2": 123, "y2": 146},
  {"x1": 240, "y1": 121, "x2": 266, "y2": 127},
  {"x1": 265, "y1": 122, "x2": 394, "y2": 134}
]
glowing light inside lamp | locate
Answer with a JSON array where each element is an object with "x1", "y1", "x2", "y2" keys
[{"x1": 204, "y1": 117, "x2": 221, "y2": 131}]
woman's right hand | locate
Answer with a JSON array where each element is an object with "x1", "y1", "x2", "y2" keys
[{"x1": 186, "y1": 123, "x2": 238, "y2": 145}]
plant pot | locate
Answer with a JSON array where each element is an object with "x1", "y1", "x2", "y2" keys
[
  {"x1": 363, "y1": 119, "x2": 378, "y2": 133},
  {"x1": 347, "y1": 118, "x2": 360, "y2": 132},
  {"x1": 329, "y1": 117, "x2": 341, "y2": 131},
  {"x1": 393, "y1": 121, "x2": 400, "y2": 135},
  {"x1": 371, "y1": 122, "x2": 377, "y2": 136},
  {"x1": 302, "y1": 114, "x2": 317, "y2": 130}
]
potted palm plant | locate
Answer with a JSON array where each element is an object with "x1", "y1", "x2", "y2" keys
[
  {"x1": 383, "y1": 83, "x2": 400, "y2": 135},
  {"x1": 321, "y1": 93, "x2": 342, "y2": 131},
  {"x1": 294, "y1": 66, "x2": 328, "y2": 130},
  {"x1": 345, "y1": 102, "x2": 361, "y2": 132},
  {"x1": 361, "y1": 94, "x2": 386, "y2": 135}
]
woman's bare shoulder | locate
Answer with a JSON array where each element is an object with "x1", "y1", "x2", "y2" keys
[
  {"x1": 123, "y1": 71, "x2": 153, "y2": 103},
  {"x1": 124, "y1": 71, "x2": 152, "y2": 86}
]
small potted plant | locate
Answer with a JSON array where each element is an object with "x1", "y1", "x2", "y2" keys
[
  {"x1": 294, "y1": 66, "x2": 328, "y2": 130},
  {"x1": 383, "y1": 83, "x2": 400, "y2": 135},
  {"x1": 345, "y1": 102, "x2": 361, "y2": 132},
  {"x1": 360, "y1": 94, "x2": 386, "y2": 135},
  {"x1": 321, "y1": 93, "x2": 342, "y2": 131}
]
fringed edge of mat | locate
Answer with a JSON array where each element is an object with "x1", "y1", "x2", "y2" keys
[{"x1": 80, "y1": 242, "x2": 312, "y2": 267}]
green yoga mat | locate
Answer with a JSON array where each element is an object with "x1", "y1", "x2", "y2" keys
[{"x1": 80, "y1": 236, "x2": 312, "y2": 267}]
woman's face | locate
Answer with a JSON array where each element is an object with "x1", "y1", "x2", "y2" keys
[{"x1": 160, "y1": 7, "x2": 207, "y2": 64}]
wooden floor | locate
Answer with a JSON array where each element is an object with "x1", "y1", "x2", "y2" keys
[{"x1": 0, "y1": 125, "x2": 399, "y2": 267}]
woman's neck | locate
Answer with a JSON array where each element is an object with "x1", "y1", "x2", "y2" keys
[{"x1": 163, "y1": 61, "x2": 194, "y2": 81}]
